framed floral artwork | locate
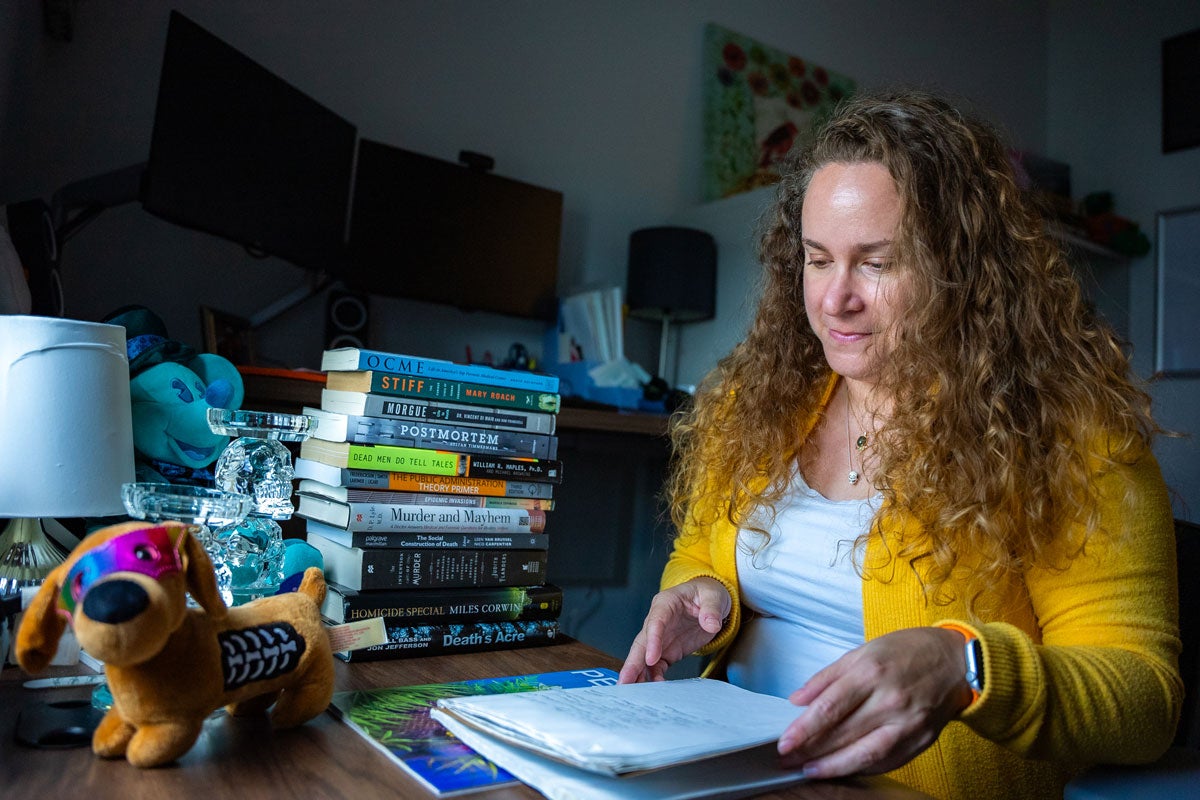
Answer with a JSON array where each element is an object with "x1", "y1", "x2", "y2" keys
[{"x1": 703, "y1": 24, "x2": 856, "y2": 201}]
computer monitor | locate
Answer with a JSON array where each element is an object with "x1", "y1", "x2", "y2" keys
[
  {"x1": 346, "y1": 139, "x2": 563, "y2": 322},
  {"x1": 141, "y1": 11, "x2": 357, "y2": 274}
]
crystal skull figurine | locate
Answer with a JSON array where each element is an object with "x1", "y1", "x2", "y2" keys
[{"x1": 207, "y1": 408, "x2": 314, "y2": 604}]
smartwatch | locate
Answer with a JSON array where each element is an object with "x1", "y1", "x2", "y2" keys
[{"x1": 940, "y1": 623, "x2": 984, "y2": 704}]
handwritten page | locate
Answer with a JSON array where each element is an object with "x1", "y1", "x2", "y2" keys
[{"x1": 433, "y1": 677, "x2": 803, "y2": 776}]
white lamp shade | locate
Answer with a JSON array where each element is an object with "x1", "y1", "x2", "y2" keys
[{"x1": 0, "y1": 315, "x2": 136, "y2": 517}]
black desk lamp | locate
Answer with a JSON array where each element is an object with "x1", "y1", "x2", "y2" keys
[{"x1": 626, "y1": 226, "x2": 717, "y2": 386}]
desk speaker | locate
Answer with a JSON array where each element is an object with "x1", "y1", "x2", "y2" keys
[{"x1": 325, "y1": 290, "x2": 369, "y2": 350}]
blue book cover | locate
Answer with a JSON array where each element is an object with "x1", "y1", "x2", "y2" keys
[
  {"x1": 328, "y1": 667, "x2": 618, "y2": 795},
  {"x1": 322, "y1": 347, "x2": 560, "y2": 394}
]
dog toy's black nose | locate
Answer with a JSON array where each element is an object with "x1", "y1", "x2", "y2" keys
[{"x1": 81, "y1": 580, "x2": 150, "y2": 624}]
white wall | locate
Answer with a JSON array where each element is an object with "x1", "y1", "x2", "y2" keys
[
  {"x1": 1, "y1": 0, "x2": 1046, "y2": 375},
  {"x1": 1047, "y1": 1, "x2": 1200, "y2": 521}
]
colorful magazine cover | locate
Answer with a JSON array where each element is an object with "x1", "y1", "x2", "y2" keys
[{"x1": 328, "y1": 667, "x2": 619, "y2": 796}]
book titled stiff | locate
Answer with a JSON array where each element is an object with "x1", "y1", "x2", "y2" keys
[
  {"x1": 295, "y1": 458, "x2": 555, "y2": 499},
  {"x1": 328, "y1": 668, "x2": 618, "y2": 796},
  {"x1": 321, "y1": 346, "x2": 560, "y2": 394},
  {"x1": 299, "y1": 439, "x2": 563, "y2": 484},
  {"x1": 325, "y1": 370, "x2": 561, "y2": 414},
  {"x1": 308, "y1": 533, "x2": 548, "y2": 591},
  {"x1": 321, "y1": 388, "x2": 557, "y2": 434},
  {"x1": 305, "y1": 405, "x2": 558, "y2": 459},
  {"x1": 333, "y1": 619, "x2": 561, "y2": 663}
]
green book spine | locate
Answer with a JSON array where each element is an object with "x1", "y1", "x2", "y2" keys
[{"x1": 346, "y1": 443, "x2": 461, "y2": 475}]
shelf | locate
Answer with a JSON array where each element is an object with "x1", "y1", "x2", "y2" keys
[
  {"x1": 557, "y1": 405, "x2": 668, "y2": 436},
  {"x1": 1047, "y1": 224, "x2": 1130, "y2": 263},
  {"x1": 237, "y1": 367, "x2": 669, "y2": 437}
]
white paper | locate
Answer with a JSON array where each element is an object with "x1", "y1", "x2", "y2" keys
[
  {"x1": 434, "y1": 677, "x2": 803, "y2": 776},
  {"x1": 558, "y1": 286, "x2": 625, "y2": 364},
  {"x1": 432, "y1": 707, "x2": 808, "y2": 800}
]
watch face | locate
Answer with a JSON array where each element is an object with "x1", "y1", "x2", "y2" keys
[{"x1": 965, "y1": 638, "x2": 984, "y2": 692}]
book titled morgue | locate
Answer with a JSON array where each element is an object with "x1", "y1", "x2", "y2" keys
[{"x1": 320, "y1": 388, "x2": 557, "y2": 434}]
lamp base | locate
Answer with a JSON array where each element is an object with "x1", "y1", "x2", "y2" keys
[
  {"x1": 0, "y1": 517, "x2": 67, "y2": 595},
  {"x1": 656, "y1": 316, "x2": 674, "y2": 386}
]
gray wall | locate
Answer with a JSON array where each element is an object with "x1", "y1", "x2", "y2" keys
[
  {"x1": 1047, "y1": 1, "x2": 1200, "y2": 522},
  {"x1": 1, "y1": 0, "x2": 1045, "y2": 376}
]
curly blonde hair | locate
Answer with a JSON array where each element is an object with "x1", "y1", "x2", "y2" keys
[{"x1": 667, "y1": 88, "x2": 1158, "y2": 607}]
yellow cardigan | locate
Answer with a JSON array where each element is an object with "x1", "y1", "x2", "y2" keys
[{"x1": 661, "y1": 391, "x2": 1182, "y2": 800}]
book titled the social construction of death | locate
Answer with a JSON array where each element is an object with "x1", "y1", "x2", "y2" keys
[
  {"x1": 429, "y1": 678, "x2": 809, "y2": 800},
  {"x1": 321, "y1": 346, "x2": 560, "y2": 394},
  {"x1": 325, "y1": 370, "x2": 561, "y2": 414},
  {"x1": 304, "y1": 405, "x2": 558, "y2": 459},
  {"x1": 328, "y1": 667, "x2": 617, "y2": 796},
  {"x1": 299, "y1": 439, "x2": 563, "y2": 484},
  {"x1": 308, "y1": 533, "x2": 548, "y2": 591},
  {"x1": 321, "y1": 580, "x2": 563, "y2": 625},
  {"x1": 294, "y1": 458, "x2": 555, "y2": 499},
  {"x1": 320, "y1": 388, "x2": 557, "y2": 434}
]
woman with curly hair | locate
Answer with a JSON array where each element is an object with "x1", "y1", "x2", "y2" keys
[{"x1": 619, "y1": 89, "x2": 1181, "y2": 799}]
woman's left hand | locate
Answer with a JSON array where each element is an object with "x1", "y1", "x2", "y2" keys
[{"x1": 778, "y1": 626, "x2": 975, "y2": 778}]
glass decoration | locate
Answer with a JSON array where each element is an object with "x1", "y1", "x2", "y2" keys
[{"x1": 206, "y1": 408, "x2": 314, "y2": 605}]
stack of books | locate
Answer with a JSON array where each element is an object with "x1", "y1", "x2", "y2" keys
[{"x1": 297, "y1": 346, "x2": 565, "y2": 662}]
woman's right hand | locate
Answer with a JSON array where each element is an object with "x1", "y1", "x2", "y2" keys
[{"x1": 618, "y1": 576, "x2": 732, "y2": 683}]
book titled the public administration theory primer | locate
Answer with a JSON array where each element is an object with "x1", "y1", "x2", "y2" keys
[{"x1": 328, "y1": 668, "x2": 617, "y2": 796}]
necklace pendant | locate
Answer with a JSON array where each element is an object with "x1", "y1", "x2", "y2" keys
[
  {"x1": 848, "y1": 470, "x2": 860, "y2": 485},
  {"x1": 856, "y1": 435, "x2": 868, "y2": 452}
]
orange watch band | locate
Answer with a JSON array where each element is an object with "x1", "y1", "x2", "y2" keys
[{"x1": 939, "y1": 623, "x2": 983, "y2": 704}]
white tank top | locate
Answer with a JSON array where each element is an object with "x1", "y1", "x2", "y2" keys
[{"x1": 725, "y1": 470, "x2": 878, "y2": 698}]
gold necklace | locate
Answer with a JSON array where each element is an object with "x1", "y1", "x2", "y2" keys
[{"x1": 845, "y1": 391, "x2": 868, "y2": 485}]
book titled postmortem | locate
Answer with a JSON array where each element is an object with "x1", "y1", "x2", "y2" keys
[{"x1": 305, "y1": 406, "x2": 558, "y2": 459}]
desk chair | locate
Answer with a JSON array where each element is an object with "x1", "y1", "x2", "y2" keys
[{"x1": 1063, "y1": 518, "x2": 1200, "y2": 798}]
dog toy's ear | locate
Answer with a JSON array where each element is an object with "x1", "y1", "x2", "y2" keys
[
  {"x1": 15, "y1": 559, "x2": 72, "y2": 674},
  {"x1": 178, "y1": 526, "x2": 229, "y2": 619}
]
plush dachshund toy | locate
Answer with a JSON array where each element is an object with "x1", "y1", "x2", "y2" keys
[{"x1": 16, "y1": 520, "x2": 335, "y2": 767}]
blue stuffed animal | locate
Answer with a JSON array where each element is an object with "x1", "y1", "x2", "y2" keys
[
  {"x1": 102, "y1": 306, "x2": 245, "y2": 485},
  {"x1": 102, "y1": 306, "x2": 322, "y2": 597}
]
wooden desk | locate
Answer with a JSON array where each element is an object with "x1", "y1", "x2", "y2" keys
[{"x1": 1, "y1": 639, "x2": 930, "y2": 800}]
